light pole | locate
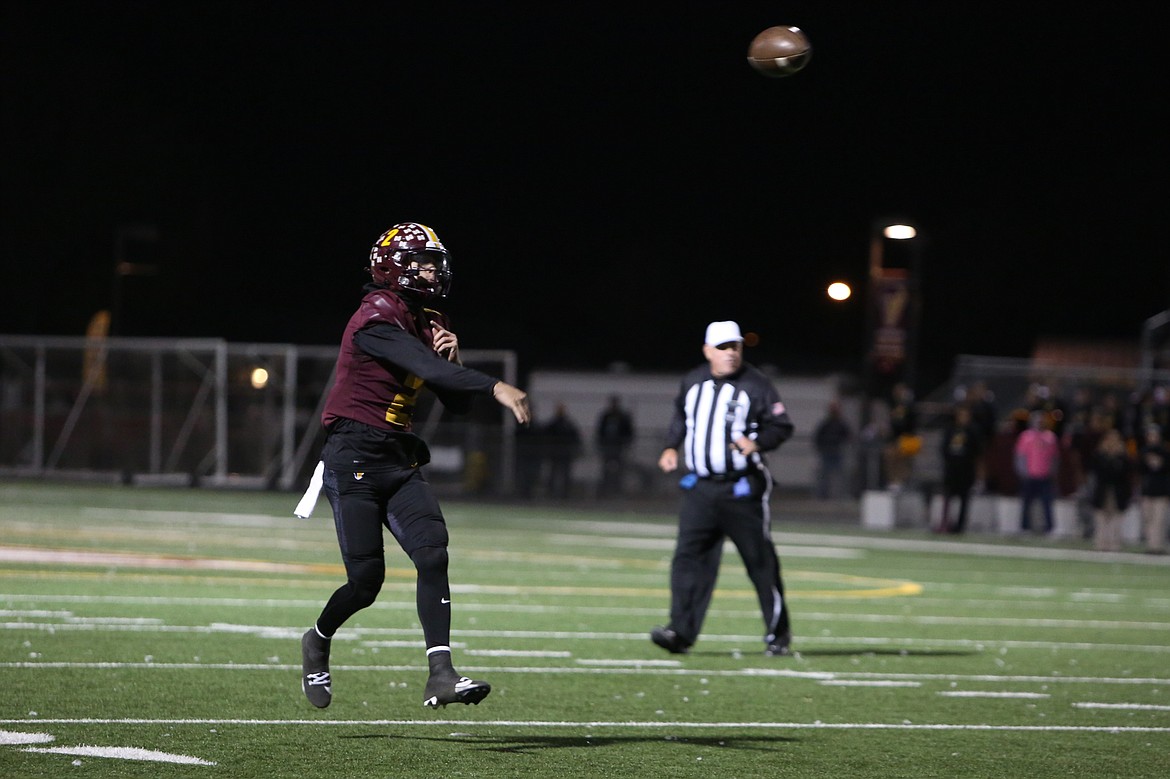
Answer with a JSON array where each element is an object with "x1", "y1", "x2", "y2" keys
[
  {"x1": 866, "y1": 220, "x2": 919, "y2": 393},
  {"x1": 859, "y1": 219, "x2": 920, "y2": 491}
]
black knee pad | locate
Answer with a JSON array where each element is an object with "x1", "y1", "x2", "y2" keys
[
  {"x1": 347, "y1": 556, "x2": 385, "y2": 609},
  {"x1": 410, "y1": 545, "x2": 449, "y2": 576}
]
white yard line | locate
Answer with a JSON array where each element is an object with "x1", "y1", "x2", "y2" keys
[
  {"x1": 21, "y1": 745, "x2": 216, "y2": 765},
  {"x1": 0, "y1": 730, "x2": 54, "y2": 745},
  {"x1": 5, "y1": 619, "x2": 1170, "y2": 654},
  {"x1": 576, "y1": 658, "x2": 682, "y2": 667},
  {"x1": 0, "y1": 546, "x2": 332, "y2": 574},
  {"x1": 819, "y1": 680, "x2": 922, "y2": 687},
  {"x1": 5, "y1": 594, "x2": 1170, "y2": 625},
  {"x1": 1073, "y1": 702, "x2": 1170, "y2": 711},
  {"x1": 937, "y1": 691, "x2": 1050, "y2": 699}
]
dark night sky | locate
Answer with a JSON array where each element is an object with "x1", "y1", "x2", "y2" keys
[{"x1": 2, "y1": 2, "x2": 1167, "y2": 389}]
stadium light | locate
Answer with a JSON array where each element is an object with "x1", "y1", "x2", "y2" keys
[
  {"x1": 827, "y1": 281, "x2": 852, "y2": 301},
  {"x1": 883, "y1": 224, "x2": 917, "y2": 240},
  {"x1": 250, "y1": 367, "x2": 270, "y2": 390}
]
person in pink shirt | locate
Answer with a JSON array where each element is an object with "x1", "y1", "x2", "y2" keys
[{"x1": 1014, "y1": 411, "x2": 1061, "y2": 533}]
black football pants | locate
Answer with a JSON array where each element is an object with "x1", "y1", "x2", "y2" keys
[{"x1": 315, "y1": 467, "x2": 452, "y2": 649}]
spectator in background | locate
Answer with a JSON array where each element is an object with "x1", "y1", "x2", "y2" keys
[
  {"x1": 1026, "y1": 381, "x2": 1069, "y2": 438},
  {"x1": 1138, "y1": 423, "x2": 1170, "y2": 554},
  {"x1": 1069, "y1": 403, "x2": 1109, "y2": 540},
  {"x1": 1154, "y1": 385, "x2": 1170, "y2": 437},
  {"x1": 938, "y1": 404, "x2": 984, "y2": 534},
  {"x1": 1015, "y1": 411, "x2": 1060, "y2": 534},
  {"x1": 1065, "y1": 388, "x2": 1099, "y2": 470},
  {"x1": 1097, "y1": 391, "x2": 1126, "y2": 436},
  {"x1": 966, "y1": 381, "x2": 997, "y2": 431},
  {"x1": 966, "y1": 381, "x2": 999, "y2": 461},
  {"x1": 1089, "y1": 427, "x2": 1134, "y2": 552},
  {"x1": 882, "y1": 382, "x2": 919, "y2": 491},
  {"x1": 514, "y1": 422, "x2": 546, "y2": 500},
  {"x1": 812, "y1": 399, "x2": 853, "y2": 499},
  {"x1": 984, "y1": 410, "x2": 1026, "y2": 496},
  {"x1": 1135, "y1": 385, "x2": 1170, "y2": 441},
  {"x1": 543, "y1": 403, "x2": 582, "y2": 499},
  {"x1": 1066, "y1": 387, "x2": 1096, "y2": 441},
  {"x1": 595, "y1": 394, "x2": 635, "y2": 497}
]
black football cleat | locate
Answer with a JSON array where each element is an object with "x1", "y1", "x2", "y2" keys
[
  {"x1": 423, "y1": 670, "x2": 491, "y2": 708},
  {"x1": 301, "y1": 628, "x2": 332, "y2": 708}
]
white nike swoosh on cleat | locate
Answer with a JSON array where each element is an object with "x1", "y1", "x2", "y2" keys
[
  {"x1": 454, "y1": 678, "x2": 479, "y2": 691},
  {"x1": 440, "y1": 598, "x2": 451, "y2": 604}
]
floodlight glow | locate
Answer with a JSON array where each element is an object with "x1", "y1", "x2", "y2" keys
[
  {"x1": 827, "y1": 282, "x2": 852, "y2": 301},
  {"x1": 883, "y1": 224, "x2": 917, "y2": 240}
]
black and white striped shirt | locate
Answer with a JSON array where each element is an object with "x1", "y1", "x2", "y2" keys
[{"x1": 664, "y1": 363, "x2": 795, "y2": 478}]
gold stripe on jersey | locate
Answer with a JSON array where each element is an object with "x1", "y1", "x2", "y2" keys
[{"x1": 385, "y1": 374, "x2": 424, "y2": 429}]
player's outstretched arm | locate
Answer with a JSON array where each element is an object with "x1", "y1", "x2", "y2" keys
[{"x1": 492, "y1": 382, "x2": 531, "y2": 425}]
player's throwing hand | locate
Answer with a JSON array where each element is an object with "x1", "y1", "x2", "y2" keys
[{"x1": 493, "y1": 382, "x2": 531, "y2": 425}]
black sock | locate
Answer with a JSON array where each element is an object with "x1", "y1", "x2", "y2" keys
[
  {"x1": 427, "y1": 648, "x2": 455, "y2": 677},
  {"x1": 411, "y1": 546, "x2": 452, "y2": 649}
]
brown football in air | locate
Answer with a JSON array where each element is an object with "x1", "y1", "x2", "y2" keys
[{"x1": 747, "y1": 26, "x2": 812, "y2": 78}]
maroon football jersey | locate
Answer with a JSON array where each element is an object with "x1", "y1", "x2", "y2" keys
[{"x1": 322, "y1": 287, "x2": 450, "y2": 432}]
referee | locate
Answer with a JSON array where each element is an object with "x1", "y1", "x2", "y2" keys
[{"x1": 651, "y1": 321, "x2": 796, "y2": 657}]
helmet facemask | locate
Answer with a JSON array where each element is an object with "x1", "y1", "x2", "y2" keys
[{"x1": 397, "y1": 249, "x2": 452, "y2": 299}]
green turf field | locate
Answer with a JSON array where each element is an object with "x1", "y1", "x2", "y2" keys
[{"x1": 2, "y1": 480, "x2": 1169, "y2": 778}]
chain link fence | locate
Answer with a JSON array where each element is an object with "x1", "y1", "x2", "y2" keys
[{"x1": 0, "y1": 335, "x2": 518, "y2": 496}]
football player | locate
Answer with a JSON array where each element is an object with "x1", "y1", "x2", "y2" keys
[{"x1": 299, "y1": 222, "x2": 530, "y2": 710}]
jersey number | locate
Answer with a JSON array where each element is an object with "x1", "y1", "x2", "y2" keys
[{"x1": 385, "y1": 374, "x2": 424, "y2": 428}]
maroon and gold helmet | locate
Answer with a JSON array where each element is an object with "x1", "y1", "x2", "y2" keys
[{"x1": 368, "y1": 222, "x2": 452, "y2": 299}]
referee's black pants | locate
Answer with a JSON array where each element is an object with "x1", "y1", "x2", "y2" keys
[{"x1": 668, "y1": 476, "x2": 790, "y2": 647}]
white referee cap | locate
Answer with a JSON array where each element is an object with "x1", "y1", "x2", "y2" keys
[{"x1": 704, "y1": 321, "x2": 743, "y2": 347}]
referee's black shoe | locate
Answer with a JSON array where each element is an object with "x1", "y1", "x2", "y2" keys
[
  {"x1": 650, "y1": 626, "x2": 691, "y2": 654},
  {"x1": 764, "y1": 632, "x2": 793, "y2": 657}
]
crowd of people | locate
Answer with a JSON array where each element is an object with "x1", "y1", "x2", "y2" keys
[
  {"x1": 881, "y1": 379, "x2": 1170, "y2": 553},
  {"x1": 513, "y1": 376, "x2": 1170, "y2": 555}
]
